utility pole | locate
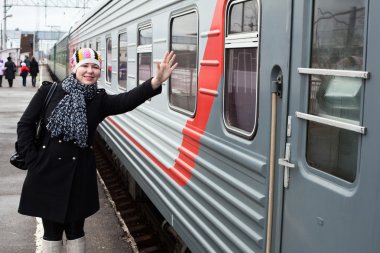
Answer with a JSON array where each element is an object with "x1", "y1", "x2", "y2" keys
[
  {"x1": 3, "y1": 0, "x2": 12, "y2": 50},
  {"x1": 1, "y1": 21, "x2": 3, "y2": 50},
  {"x1": 3, "y1": 0, "x2": 6, "y2": 50}
]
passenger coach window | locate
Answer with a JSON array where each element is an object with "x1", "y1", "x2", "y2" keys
[
  {"x1": 224, "y1": 0, "x2": 259, "y2": 137},
  {"x1": 118, "y1": 33, "x2": 128, "y2": 90},
  {"x1": 137, "y1": 25, "x2": 152, "y2": 85},
  {"x1": 106, "y1": 37, "x2": 112, "y2": 84},
  {"x1": 306, "y1": 0, "x2": 365, "y2": 182},
  {"x1": 169, "y1": 11, "x2": 198, "y2": 115}
]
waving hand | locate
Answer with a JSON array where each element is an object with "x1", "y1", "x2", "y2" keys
[{"x1": 151, "y1": 51, "x2": 178, "y2": 89}]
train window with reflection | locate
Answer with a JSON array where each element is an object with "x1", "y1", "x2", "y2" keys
[
  {"x1": 224, "y1": 0, "x2": 259, "y2": 137},
  {"x1": 118, "y1": 33, "x2": 128, "y2": 90},
  {"x1": 169, "y1": 11, "x2": 198, "y2": 115},
  {"x1": 106, "y1": 37, "x2": 112, "y2": 84},
  {"x1": 137, "y1": 25, "x2": 152, "y2": 85},
  {"x1": 306, "y1": 0, "x2": 365, "y2": 182}
]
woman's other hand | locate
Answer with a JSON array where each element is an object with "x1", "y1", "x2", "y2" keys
[{"x1": 151, "y1": 51, "x2": 178, "y2": 90}]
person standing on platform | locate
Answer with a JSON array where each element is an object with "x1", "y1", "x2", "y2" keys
[
  {"x1": 4, "y1": 57, "x2": 16, "y2": 87},
  {"x1": 0, "y1": 59, "x2": 4, "y2": 87},
  {"x1": 20, "y1": 63, "x2": 30, "y2": 87},
  {"x1": 16, "y1": 48, "x2": 177, "y2": 253},
  {"x1": 29, "y1": 57, "x2": 39, "y2": 87},
  {"x1": 24, "y1": 55, "x2": 31, "y2": 68}
]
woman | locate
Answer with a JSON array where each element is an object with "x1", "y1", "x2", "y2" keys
[
  {"x1": 20, "y1": 62, "x2": 30, "y2": 87},
  {"x1": 17, "y1": 48, "x2": 177, "y2": 253},
  {"x1": 4, "y1": 56, "x2": 16, "y2": 87},
  {"x1": 29, "y1": 56, "x2": 39, "y2": 87}
]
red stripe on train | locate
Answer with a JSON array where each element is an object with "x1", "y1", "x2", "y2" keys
[{"x1": 107, "y1": 0, "x2": 225, "y2": 186}]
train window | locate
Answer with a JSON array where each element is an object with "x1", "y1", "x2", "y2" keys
[
  {"x1": 106, "y1": 37, "x2": 112, "y2": 84},
  {"x1": 306, "y1": 0, "x2": 365, "y2": 182},
  {"x1": 118, "y1": 33, "x2": 128, "y2": 90},
  {"x1": 228, "y1": 0, "x2": 258, "y2": 34},
  {"x1": 224, "y1": 0, "x2": 259, "y2": 137},
  {"x1": 96, "y1": 41, "x2": 100, "y2": 51},
  {"x1": 139, "y1": 27, "x2": 152, "y2": 45},
  {"x1": 169, "y1": 11, "x2": 198, "y2": 115},
  {"x1": 137, "y1": 25, "x2": 152, "y2": 85}
]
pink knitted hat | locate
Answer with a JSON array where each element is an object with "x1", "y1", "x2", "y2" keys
[{"x1": 70, "y1": 48, "x2": 101, "y2": 73}]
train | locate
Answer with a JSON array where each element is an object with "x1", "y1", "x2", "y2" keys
[{"x1": 47, "y1": 0, "x2": 380, "y2": 252}]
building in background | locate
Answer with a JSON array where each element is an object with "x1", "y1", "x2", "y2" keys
[
  {"x1": 4, "y1": 29, "x2": 21, "y2": 49},
  {"x1": 0, "y1": 47, "x2": 20, "y2": 66},
  {"x1": 0, "y1": 29, "x2": 21, "y2": 66},
  {"x1": 0, "y1": 29, "x2": 65, "y2": 65}
]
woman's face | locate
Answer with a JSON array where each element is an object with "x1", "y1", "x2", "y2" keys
[{"x1": 75, "y1": 63, "x2": 101, "y2": 85}]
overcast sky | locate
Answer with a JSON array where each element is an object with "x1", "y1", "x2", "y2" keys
[{"x1": 4, "y1": 2, "x2": 100, "y2": 32}]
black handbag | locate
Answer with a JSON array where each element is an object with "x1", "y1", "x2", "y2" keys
[{"x1": 10, "y1": 82, "x2": 57, "y2": 170}]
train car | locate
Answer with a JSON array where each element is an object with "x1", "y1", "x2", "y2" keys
[
  {"x1": 47, "y1": 0, "x2": 380, "y2": 252},
  {"x1": 46, "y1": 45, "x2": 55, "y2": 74},
  {"x1": 47, "y1": 35, "x2": 70, "y2": 81},
  {"x1": 54, "y1": 35, "x2": 70, "y2": 80}
]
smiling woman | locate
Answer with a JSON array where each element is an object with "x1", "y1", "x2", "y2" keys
[
  {"x1": 71, "y1": 48, "x2": 102, "y2": 85},
  {"x1": 16, "y1": 47, "x2": 177, "y2": 252},
  {"x1": 75, "y1": 63, "x2": 101, "y2": 85}
]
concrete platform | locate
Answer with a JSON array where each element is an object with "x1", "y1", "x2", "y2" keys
[{"x1": 0, "y1": 66, "x2": 133, "y2": 252}]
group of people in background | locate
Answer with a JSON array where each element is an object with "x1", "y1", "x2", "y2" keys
[{"x1": 0, "y1": 55, "x2": 39, "y2": 88}]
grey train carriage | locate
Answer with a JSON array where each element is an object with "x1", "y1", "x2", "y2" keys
[{"x1": 47, "y1": 0, "x2": 380, "y2": 252}]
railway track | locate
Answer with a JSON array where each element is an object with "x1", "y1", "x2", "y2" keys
[{"x1": 94, "y1": 135, "x2": 188, "y2": 253}]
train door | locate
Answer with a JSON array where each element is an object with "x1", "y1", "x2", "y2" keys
[{"x1": 281, "y1": 0, "x2": 380, "y2": 252}]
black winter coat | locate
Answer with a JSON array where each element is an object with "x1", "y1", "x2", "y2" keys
[
  {"x1": 29, "y1": 60, "x2": 39, "y2": 76},
  {"x1": 17, "y1": 78, "x2": 161, "y2": 223},
  {"x1": 4, "y1": 60, "x2": 16, "y2": 79}
]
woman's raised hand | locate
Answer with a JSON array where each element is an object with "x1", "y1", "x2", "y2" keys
[{"x1": 151, "y1": 51, "x2": 178, "y2": 89}]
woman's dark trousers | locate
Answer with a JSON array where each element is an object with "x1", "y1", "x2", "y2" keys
[
  {"x1": 42, "y1": 219, "x2": 85, "y2": 241},
  {"x1": 22, "y1": 76, "x2": 27, "y2": 86},
  {"x1": 7, "y1": 79, "x2": 13, "y2": 87},
  {"x1": 31, "y1": 75, "x2": 37, "y2": 87}
]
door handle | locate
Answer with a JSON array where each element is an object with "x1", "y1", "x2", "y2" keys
[
  {"x1": 278, "y1": 158, "x2": 295, "y2": 168},
  {"x1": 278, "y1": 143, "x2": 295, "y2": 188}
]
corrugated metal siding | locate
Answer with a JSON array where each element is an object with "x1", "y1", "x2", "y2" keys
[{"x1": 99, "y1": 106, "x2": 268, "y2": 252}]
